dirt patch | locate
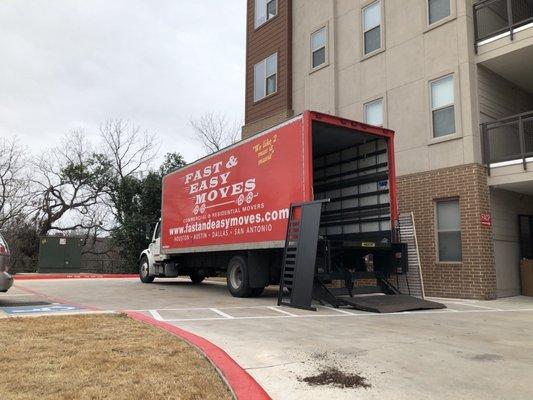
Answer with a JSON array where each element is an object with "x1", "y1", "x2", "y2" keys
[
  {"x1": 300, "y1": 367, "x2": 371, "y2": 389},
  {"x1": 0, "y1": 314, "x2": 232, "y2": 400}
]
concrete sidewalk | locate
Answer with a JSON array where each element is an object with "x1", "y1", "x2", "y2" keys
[{"x1": 4, "y1": 278, "x2": 533, "y2": 399}]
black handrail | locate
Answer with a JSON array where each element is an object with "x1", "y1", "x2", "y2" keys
[
  {"x1": 481, "y1": 110, "x2": 533, "y2": 174},
  {"x1": 474, "y1": 0, "x2": 533, "y2": 52}
]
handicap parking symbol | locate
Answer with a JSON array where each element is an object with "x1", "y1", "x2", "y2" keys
[{"x1": 1, "y1": 304, "x2": 81, "y2": 314}]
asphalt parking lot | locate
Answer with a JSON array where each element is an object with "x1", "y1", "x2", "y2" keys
[{"x1": 2, "y1": 277, "x2": 533, "y2": 400}]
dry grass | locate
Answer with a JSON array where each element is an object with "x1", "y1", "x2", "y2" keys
[{"x1": 0, "y1": 314, "x2": 233, "y2": 400}]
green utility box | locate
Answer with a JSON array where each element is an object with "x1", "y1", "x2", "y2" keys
[{"x1": 38, "y1": 236, "x2": 83, "y2": 272}]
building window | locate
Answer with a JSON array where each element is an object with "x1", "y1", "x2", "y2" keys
[
  {"x1": 255, "y1": 0, "x2": 277, "y2": 28},
  {"x1": 254, "y1": 53, "x2": 277, "y2": 102},
  {"x1": 362, "y1": 1, "x2": 381, "y2": 55},
  {"x1": 428, "y1": 0, "x2": 451, "y2": 25},
  {"x1": 311, "y1": 27, "x2": 327, "y2": 69},
  {"x1": 364, "y1": 98, "x2": 383, "y2": 126},
  {"x1": 430, "y1": 75, "x2": 455, "y2": 137},
  {"x1": 436, "y1": 199, "x2": 462, "y2": 262}
]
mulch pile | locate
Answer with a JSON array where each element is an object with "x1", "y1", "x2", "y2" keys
[{"x1": 300, "y1": 366, "x2": 371, "y2": 389}]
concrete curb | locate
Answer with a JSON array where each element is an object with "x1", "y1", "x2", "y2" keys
[
  {"x1": 14, "y1": 273, "x2": 138, "y2": 280},
  {"x1": 127, "y1": 311, "x2": 271, "y2": 400}
]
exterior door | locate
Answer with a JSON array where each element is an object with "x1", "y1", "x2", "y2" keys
[
  {"x1": 519, "y1": 215, "x2": 533, "y2": 260},
  {"x1": 150, "y1": 221, "x2": 164, "y2": 263},
  {"x1": 519, "y1": 215, "x2": 533, "y2": 296}
]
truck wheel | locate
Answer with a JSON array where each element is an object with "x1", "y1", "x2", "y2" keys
[
  {"x1": 189, "y1": 270, "x2": 205, "y2": 284},
  {"x1": 227, "y1": 256, "x2": 252, "y2": 297},
  {"x1": 139, "y1": 256, "x2": 154, "y2": 283}
]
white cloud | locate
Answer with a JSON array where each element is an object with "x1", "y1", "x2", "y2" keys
[{"x1": 0, "y1": 0, "x2": 246, "y2": 164}]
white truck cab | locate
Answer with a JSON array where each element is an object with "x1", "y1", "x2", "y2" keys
[{"x1": 139, "y1": 219, "x2": 206, "y2": 284}]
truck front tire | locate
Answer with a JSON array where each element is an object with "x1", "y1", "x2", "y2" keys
[{"x1": 139, "y1": 256, "x2": 154, "y2": 283}]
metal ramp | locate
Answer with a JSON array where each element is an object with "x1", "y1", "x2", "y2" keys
[{"x1": 329, "y1": 294, "x2": 445, "y2": 313}]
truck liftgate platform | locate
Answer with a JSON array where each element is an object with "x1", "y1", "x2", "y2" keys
[{"x1": 277, "y1": 201, "x2": 445, "y2": 313}]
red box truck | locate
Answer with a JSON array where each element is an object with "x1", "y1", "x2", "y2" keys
[{"x1": 139, "y1": 111, "x2": 400, "y2": 297}]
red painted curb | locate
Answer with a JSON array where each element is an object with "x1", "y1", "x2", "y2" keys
[
  {"x1": 127, "y1": 311, "x2": 271, "y2": 400},
  {"x1": 14, "y1": 273, "x2": 138, "y2": 280}
]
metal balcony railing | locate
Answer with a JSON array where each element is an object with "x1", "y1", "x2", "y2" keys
[
  {"x1": 474, "y1": 0, "x2": 533, "y2": 50},
  {"x1": 481, "y1": 110, "x2": 533, "y2": 173}
]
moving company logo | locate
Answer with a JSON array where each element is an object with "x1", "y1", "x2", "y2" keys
[{"x1": 185, "y1": 155, "x2": 257, "y2": 215}]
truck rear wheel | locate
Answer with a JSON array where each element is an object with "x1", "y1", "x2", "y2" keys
[
  {"x1": 139, "y1": 256, "x2": 154, "y2": 283},
  {"x1": 227, "y1": 256, "x2": 252, "y2": 297}
]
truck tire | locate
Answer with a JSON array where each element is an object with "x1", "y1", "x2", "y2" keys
[
  {"x1": 227, "y1": 256, "x2": 252, "y2": 297},
  {"x1": 189, "y1": 270, "x2": 205, "y2": 284},
  {"x1": 139, "y1": 256, "x2": 154, "y2": 283}
]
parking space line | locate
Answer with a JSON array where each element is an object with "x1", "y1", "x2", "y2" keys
[
  {"x1": 0, "y1": 293, "x2": 36, "y2": 297},
  {"x1": 320, "y1": 306, "x2": 358, "y2": 315},
  {"x1": 149, "y1": 310, "x2": 164, "y2": 321},
  {"x1": 267, "y1": 306, "x2": 298, "y2": 317},
  {"x1": 155, "y1": 307, "x2": 533, "y2": 323},
  {"x1": 127, "y1": 305, "x2": 281, "y2": 312},
  {"x1": 210, "y1": 308, "x2": 235, "y2": 319},
  {"x1": 446, "y1": 302, "x2": 503, "y2": 311}
]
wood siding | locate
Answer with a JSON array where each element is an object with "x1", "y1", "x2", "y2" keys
[{"x1": 244, "y1": 0, "x2": 292, "y2": 132}]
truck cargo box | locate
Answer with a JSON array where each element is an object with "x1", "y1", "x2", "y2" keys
[{"x1": 161, "y1": 111, "x2": 397, "y2": 255}]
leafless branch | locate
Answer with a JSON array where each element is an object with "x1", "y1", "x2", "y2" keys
[
  {"x1": 99, "y1": 119, "x2": 159, "y2": 179},
  {"x1": 0, "y1": 137, "x2": 31, "y2": 228},
  {"x1": 189, "y1": 112, "x2": 240, "y2": 155}
]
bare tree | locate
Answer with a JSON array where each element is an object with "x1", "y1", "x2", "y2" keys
[
  {"x1": 98, "y1": 119, "x2": 160, "y2": 225},
  {"x1": 0, "y1": 137, "x2": 30, "y2": 228},
  {"x1": 99, "y1": 119, "x2": 159, "y2": 179},
  {"x1": 190, "y1": 112, "x2": 240, "y2": 154},
  {"x1": 30, "y1": 130, "x2": 112, "y2": 237}
]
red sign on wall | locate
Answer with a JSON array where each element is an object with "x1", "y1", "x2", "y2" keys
[
  {"x1": 161, "y1": 118, "x2": 312, "y2": 253},
  {"x1": 480, "y1": 212, "x2": 492, "y2": 227}
]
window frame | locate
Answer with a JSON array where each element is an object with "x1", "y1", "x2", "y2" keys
[
  {"x1": 361, "y1": 0, "x2": 383, "y2": 58},
  {"x1": 424, "y1": 0, "x2": 456, "y2": 32},
  {"x1": 253, "y1": 53, "x2": 278, "y2": 103},
  {"x1": 310, "y1": 25, "x2": 328, "y2": 71},
  {"x1": 254, "y1": 0, "x2": 278, "y2": 29},
  {"x1": 435, "y1": 198, "x2": 462, "y2": 263},
  {"x1": 430, "y1": 74, "x2": 456, "y2": 139},
  {"x1": 363, "y1": 97, "x2": 384, "y2": 127}
]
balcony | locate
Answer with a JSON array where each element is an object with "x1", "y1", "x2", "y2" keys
[
  {"x1": 482, "y1": 110, "x2": 533, "y2": 167},
  {"x1": 474, "y1": 0, "x2": 533, "y2": 49}
]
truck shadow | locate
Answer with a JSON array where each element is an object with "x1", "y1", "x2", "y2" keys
[{"x1": 150, "y1": 280, "x2": 279, "y2": 298}]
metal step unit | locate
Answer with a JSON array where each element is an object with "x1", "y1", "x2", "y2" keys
[
  {"x1": 278, "y1": 200, "x2": 445, "y2": 313},
  {"x1": 277, "y1": 200, "x2": 328, "y2": 311}
]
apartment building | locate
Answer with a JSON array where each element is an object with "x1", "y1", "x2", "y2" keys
[{"x1": 243, "y1": 0, "x2": 533, "y2": 299}]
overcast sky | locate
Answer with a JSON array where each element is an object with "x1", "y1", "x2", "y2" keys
[{"x1": 0, "y1": 0, "x2": 246, "y2": 164}]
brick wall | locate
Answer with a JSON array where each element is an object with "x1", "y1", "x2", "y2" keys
[{"x1": 397, "y1": 164, "x2": 497, "y2": 299}]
